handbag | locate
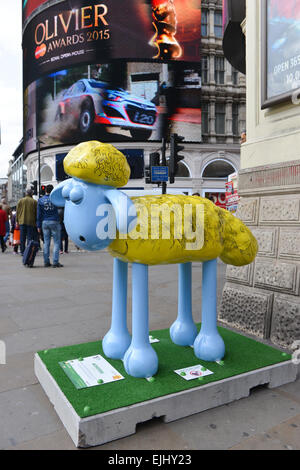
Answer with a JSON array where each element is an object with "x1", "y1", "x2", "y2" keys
[{"x1": 13, "y1": 229, "x2": 20, "y2": 246}]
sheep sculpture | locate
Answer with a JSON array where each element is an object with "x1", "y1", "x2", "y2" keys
[{"x1": 51, "y1": 141, "x2": 258, "y2": 379}]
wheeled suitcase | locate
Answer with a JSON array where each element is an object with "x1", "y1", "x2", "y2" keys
[{"x1": 22, "y1": 240, "x2": 39, "y2": 267}]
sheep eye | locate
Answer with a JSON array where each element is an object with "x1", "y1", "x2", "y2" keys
[
  {"x1": 62, "y1": 185, "x2": 71, "y2": 200},
  {"x1": 70, "y1": 186, "x2": 84, "y2": 204}
]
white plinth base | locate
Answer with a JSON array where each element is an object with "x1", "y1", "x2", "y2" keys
[{"x1": 34, "y1": 354, "x2": 298, "y2": 448}]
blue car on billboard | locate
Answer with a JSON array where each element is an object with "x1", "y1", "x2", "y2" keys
[{"x1": 55, "y1": 79, "x2": 158, "y2": 140}]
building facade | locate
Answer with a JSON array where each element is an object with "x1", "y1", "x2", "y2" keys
[
  {"x1": 7, "y1": 140, "x2": 27, "y2": 208},
  {"x1": 0, "y1": 178, "x2": 8, "y2": 201},
  {"x1": 220, "y1": 0, "x2": 300, "y2": 349},
  {"x1": 22, "y1": 0, "x2": 245, "y2": 201}
]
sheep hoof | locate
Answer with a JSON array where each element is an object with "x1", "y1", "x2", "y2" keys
[
  {"x1": 170, "y1": 320, "x2": 198, "y2": 347},
  {"x1": 123, "y1": 344, "x2": 158, "y2": 378},
  {"x1": 102, "y1": 329, "x2": 131, "y2": 360},
  {"x1": 193, "y1": 332, "x2": 225, "y2": 362}
]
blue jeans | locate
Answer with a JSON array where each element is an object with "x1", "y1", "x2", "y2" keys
[
  {"x1": 20, "y1": 224, "x2": 35, "y2": 254},
  {"x1": 4, "y1": 221, "x2": 10, "y2": 243},
  {"x1": 42, "y1": 220, "x2": 61, "y2": 265}
]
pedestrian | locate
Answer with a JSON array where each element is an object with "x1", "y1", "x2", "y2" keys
[
  {"x1": 0, "y1": 204, "x2": 8, "y2": 253},
  {"x1": 58, "y1": 207, "x2": 68, "y2": 254},
  {"x1": 240, "y1": 130, "x2": 246, "y2": 144},
  {"x1": 1, "y1": 198, "x2": 11, "y2": 247},
  {"x1": 37, "y1": 184, "x2": 63, "y2": 268},
  {"x1": 10, "y1": 210, "x2": 20, "y2": 254},
  {"x1": 16, "y1": 188, "x2": 38, "y2": 255}
]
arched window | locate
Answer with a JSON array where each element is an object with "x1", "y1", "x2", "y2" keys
[
  {"x1": 40, "y1": 165, "x2": 53, "y2": 182},
  {"x1": 202, "y1": 160, "x2": 235, "y2": 178},
  {"x1": 176, "y1": 161, "x2": 191, "y2": 178}
]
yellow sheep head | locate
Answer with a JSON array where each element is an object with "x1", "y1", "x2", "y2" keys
[{"x1": 63, "y1": 141, "x2": 130, "y2": 187}]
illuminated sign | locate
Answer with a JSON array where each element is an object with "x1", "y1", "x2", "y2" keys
[
  {"x1": 23, "y1": 0, "x2": 201, "y2": 87},
  {"x1": 262, "y1": 0, "x2": 300, "y2": 108},
  {"x1": 23, "y1": 0, "x2": 50, "y2": 21}
]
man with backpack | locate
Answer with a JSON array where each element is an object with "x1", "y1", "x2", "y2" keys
[{"x1": 37, "y1": 184, "x2": 63, "y2": 268}]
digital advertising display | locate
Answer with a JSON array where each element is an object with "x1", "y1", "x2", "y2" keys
[
  {"x1": 23, "y1": 0, "x2": 201, "y2": 88},
  {"x1": 262, "y1": 0, "x2": 300, "y2": 108},
  {"x1": 23, "y1": 0, "x2": 50, "y2": 22},
  {"x1": 23, "y1": 60, "x2": 202, "y2": 157},
  {"x1": 23, "y1": 1, "x2": 202, "y2": 160}
]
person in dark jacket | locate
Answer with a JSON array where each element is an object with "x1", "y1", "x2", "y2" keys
[
  {"x1": 37, "y1": 184, "x2": 63, "y2": 268},
  {"x1": 0, "y1": 204, "x2": 8, "y2": 253},
  {"x1": 58, "y1": 207, "x2": 69, "y2": 254},
  {"x1": 1, "y1": 198, "x2": 11, "y2": 246}
]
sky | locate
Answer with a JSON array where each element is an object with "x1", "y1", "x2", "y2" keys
[{"x1": 0, "y1": 2, "x2": 23, "y2": 178}]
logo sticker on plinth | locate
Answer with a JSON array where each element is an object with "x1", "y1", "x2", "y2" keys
[
  {"x1": 149, "y1": 335, "x2": 160, "y2": 343},
  {"x1": 175, "y1": 364, "x2": 213, "y2": 381}
]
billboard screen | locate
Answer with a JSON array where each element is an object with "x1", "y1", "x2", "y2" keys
[
  {"x1": 23, "y1": 0, "x2": 202, "y2": 87},
  {"x1": 23, "y1": 60, "x2": 202, "y2": 157},
  {"x1": 264, "y1": 0, "x2": 300, "y2": 104},
  {"x1": 23, "y1": 0, "x2": 50, "y2": 22}
]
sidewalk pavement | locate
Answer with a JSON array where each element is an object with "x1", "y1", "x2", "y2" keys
[{"x1": 0, "y1": 247, "x2": 299, "y2": 450}]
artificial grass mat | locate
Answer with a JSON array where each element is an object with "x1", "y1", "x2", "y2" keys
[{"x1": 38, "y1": 325, "x2": 291, "y2": 418}]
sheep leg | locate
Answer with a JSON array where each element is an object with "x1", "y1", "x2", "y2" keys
[
  {"x1": 193, "y1": 259, "x2": 225, "y2": 361},
  {"x1": 170, "y1": 262, "x2": 198, "y2": 346},
  {"x1": 102, "y1": 258, "x2": 131, "y2": 360},
  {"x1": 123, "y1": 263, "x2": 158, "y2": 378}
]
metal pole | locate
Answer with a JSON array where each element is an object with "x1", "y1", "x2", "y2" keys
[
  {"x1": 161, "y1": 137, "x2": 167, "y2": 194},
  {"x1": 37, "y1": 139, "x2": 41, "y2": 198}
]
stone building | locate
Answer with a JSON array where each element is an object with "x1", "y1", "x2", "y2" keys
[
  {"x1": 0, "y1": 178, "x2": 8, "y2": 201},
  {"x1": 220, "y1": 0, "x2": 300, "y2": 349},
  {"x1": 7, "y1": 139, "x2": 27, "y2": 208}
]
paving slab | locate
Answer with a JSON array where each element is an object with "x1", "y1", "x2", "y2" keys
[
  {"x1": 230, "y1": 413, "x2": 300, "y2": 450},
  {"x1": 0, "y1": 384, "x2": 62, "y2": 449},
  {"x1": 0, "y1": 352, "x2": 38, "y2": 393}
]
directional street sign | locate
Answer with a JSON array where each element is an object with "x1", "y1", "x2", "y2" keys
[{"x1": 151, "y1": 166, "x2": 169, "y2": 183}]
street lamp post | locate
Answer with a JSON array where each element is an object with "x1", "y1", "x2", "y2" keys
[
  {"x1": 37, "y1": 139, "x2": 41, "y2": 198},
  {"x1": 35, "y1": 138, "x2": 45, "y2": 198}
]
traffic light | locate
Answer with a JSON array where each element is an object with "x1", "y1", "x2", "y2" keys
[
  {"x1": 145, "y1": 166, "x2": 151, "y2": 184},
  {"x1": 31, "y1": 180, "x2": 38, "y2": 195},
  {"x1": 40, "y1": 185, "x2": 46, "y2": 196},
  {"x1": 145, "y1": 152, "x2": 160, "y2": 184},
  {"x1": 169, "y1": 133, "x2": 185, "y2": 184},
  {"x1": 150, "y1": 152, "x2": 160, "y2": 168}
]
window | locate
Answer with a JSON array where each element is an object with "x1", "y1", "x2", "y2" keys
[
  {"x1": 214, "y1": 57, "x2": 225, "y2": 84},
  {"x1": 203, "y1": 160, "x2": 235, "y2": 178},
  {"x1": 214, "y1": 11, "x2": 223, "y2": 38},
  {"x1": 232, "y1": 68, "x2": 239, "y2": 85},
  {"x1": 215, "y1": 103, "x2": 225, "y2": 135},
  {"x1": 232, "y1": 103, "x2": 239, "y2": 136},
  {"x1": 201, "y1": 56, "x2": 209, "y2": 84},
  {"x1": 201, "y1": 9, "x2": 208, "y2": 37},
  {"x1": 201, "y1": 102, "x2": 209, "y2": 134}
]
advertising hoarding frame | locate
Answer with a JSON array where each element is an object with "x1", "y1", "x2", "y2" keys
[{"x1": 261, "y1": 0, "x2": 300, "y2": 109}]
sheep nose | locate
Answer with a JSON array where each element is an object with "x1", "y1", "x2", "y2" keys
[{"x1": 79, "y1": 236, "x2": 86, "y2": 242}]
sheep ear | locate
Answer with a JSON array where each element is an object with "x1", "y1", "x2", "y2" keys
[
  {"x1": 50, "y1": 179, "x2": 73, "y2": 207},
  {"x1": 105, "y1": 189, "x2": 137, "y2": 234}
]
